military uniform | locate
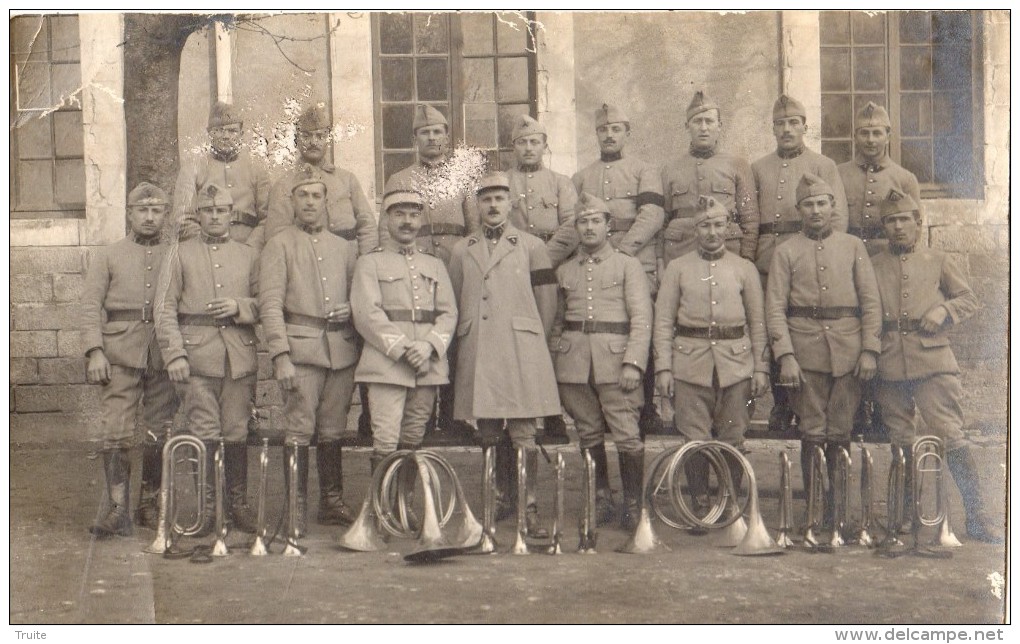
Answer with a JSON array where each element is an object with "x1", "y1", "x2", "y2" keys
[
  {"x1": 351, "y1": 217, "x2": 457, "y2": 456},
  {"x1": 157, "y1": 183, "x2": 260, "y2": 534},
  {"x1": 551, "y1": 192, "x2": 652, "y2": 528},
  {"x1": 260, "y1": 175, "x2": 362, "y2": 527},
  {"x1": 259, "y1": 103, "x2": 378, "y2": 255},
  {"x1": 660, "y1": 92, "x2": 758, "y2": 264},
  {"x1": 81, "y1": 182, "x2": 180, "y2": 537},
  {"x1": 174, "y1": 102, "x2": 271, "y2": 244},
  {"x1": 870, "y1": 194, "x2": 1001, "y2": 543},
  {"x1": 838, "y1": 102, "x2": 922, "y2": 258}
]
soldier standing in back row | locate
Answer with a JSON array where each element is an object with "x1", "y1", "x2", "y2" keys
[
  {"x1": 871, "y1": 192, "x2": 1002, "y2": 543},
  {"x1": 573, "y1": 103, "x2": 665, "y2": 443},
  {"x1": 81, "y1": 182, "x2": 181, "y2": 537},
  {"x1": 752, "y1": 95, "x2": 850, "y2": 434}
]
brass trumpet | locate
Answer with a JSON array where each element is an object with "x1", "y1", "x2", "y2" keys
[
  {"x1": 775, "y1": 452, "x2": 795, "y2": 548},
  {"x1": 145, "y1": 435, "x2": 208, "y2": 555},
  {"x1": 802, "y1": 444, "x2": 827, "y2": 548},
  {"x1": 211, "y1": 440, "x2": 229, "y2": 557},
  {"x1": 474, "y1": 446, "x2": 499, "y2": 554},
  {"x1": 829, "y1": 445, "x2": 852, "y2": 548},
  {"x1": 546, "y1": 452, "x2": 565, "y2": 555},
  {"x1": 577, "y1": 449, "x2": 597, "y2": 554},
  {"x1": 912, "y1": 436, "x2": 962, "y2": 549},
  {"x1": 282, "y1": 445, "x2": 303, "y2": 557},
  {"x1": 857, "y1": 445, "x2": 876, "y2": 547},
  {"x1": 511, "y1": 446, "x2": 531, "y2": 555},
  {"x1": 249, "y1": 438, "x2": 270, "y2": 556}
]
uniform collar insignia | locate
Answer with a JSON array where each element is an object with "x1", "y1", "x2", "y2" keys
[
  {"x1": 398, "y1": 245, "x2": 416, "y2": 256},
  {"x1": 688, "y1": 145, "x2": 716, "y2": 159},
  {"x1": 697, "y1": 246, "x2": 726, "y2": 261},
  {"x1": 507, "y1": 233, "x2": 518, "y2": 245},
  {"x1": 298, "y1": 223, "x2": 323, "y2": 235},
  {"x1": 803, "y1": 227, "x2": 833, "y2": 241},
  {"x1": 600, "y1": 151, "x2": 623, "y2": 163},
  {"x1": 201, "y1": 232, "x2": 230, "y2": 245},
  {"x1": 776, "y1": 145, "x2": 805, "y2": 160},
  {"x1": 855, "y1": 153, "x2": 888, "y2": 172},
  {"x1": 483, "y1": 222, "x2": 506, "y2": 240},
  {"x1": 890, "y1": 242, "x2": 916, "y2": 255},
  {"x1": 132, "y1": 233, "x2": 162, "y2": 246},
  {"x1": 517, "y1": 162, "x2": 543, "y2": 173}
]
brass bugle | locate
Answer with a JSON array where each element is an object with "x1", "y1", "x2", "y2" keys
[
  {"x1": 880, "y1": 444, "x2": 907, "y2": 548},
  {"x1": 145, "y1": 435, "x2": 208, "y2": 555},
  {"x1": 211, "y1": 440, "x2": 230, "y2": 556},
  {"x1": 617, "y1": 448, "x2": 668, "y2": 555},
  {"x1": 250, "y1": 438, "x2": 270, "y2": 556},
  {"x1": 404, "y1": 452, "x2": 464, "y2": 562},
  {"x1": 472, "y1": 446, "x2": 499, "y2": 554},
  {"x1": 857, "y1": 445, "x2": 875, "y2": 548},
  {"x1": 829, "y1": 445, "x2": 851, "y2": 548},
  {"x1": 802, "y1": 444, "x2": 827, "y2": 548},
  {"x1": 511, "y1": 446, "x2": 531, "y2": 555},
  {"x1": 912, "y1": 436, "x2": 961, "y2": 549},
  {"x1": 729, "y1": 445, "x2": 782, "y2": 556},
  {"x1": 577, "y1": 449, "x2": 597, "y2": 554},
  {"x1": 547, "y1": 452, "x2": 565, "y2": 555},
  {"x1": 775, "y1": 451, "x2": 795, "y2": 548},
  {"x1": 282, "y1": 445, "x2": 303, "y2": 556}
]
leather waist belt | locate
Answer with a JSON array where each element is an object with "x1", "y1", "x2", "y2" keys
[
  {"x1": 759, "y1": 221, "x2": 802, "y2": 235},
  {"x1": 284, "y1": 311, "x2": 354, "y2": 333},
  {"x1": 848, "y1": 226, "x2": 885, "y2": 240},
  {"x1": 786, "y1": 306, "x2": 861, "y2": 320},
  {"x1": 230, "y1": 213, "x2": 260, "y2": 228},
  {"x1": 674, "y1": 324, "x2": 745, "y2": 340},
  {"x1": 385, "y1": 309, "x2": 438, "y2": 323},
  {"x1": 609, "y1": 219, "x2": 634, "y2": 233},
  {"x1": 564, "y1": 320, "x2": 631, "y2": 335},
  {"x1": 532, "y1": 230, "x2": 555, "y2": 242},
  {"x1": 178, "y1": 314, "x2": 239, "y2": 327},
  {"x1": 107, "y1": 307, "x2": 154, "y2": 323},
  {"x1": 882, "y1": 318, "x2": 922, "y2": 333},
  {"x1": 666, "y1": 207, "x2": 699, "y2": 222},
  {"x1": 418, "y1": 223, "x2": 466, "y2": 237},
  {"x1": 331, "y1": 227, "x2": 357, "y2": 241}
]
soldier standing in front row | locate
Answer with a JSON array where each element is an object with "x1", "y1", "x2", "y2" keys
[
  {"x1": 82, "y1": 183, "x2": 181, "y2": 537},
  {"x1": 449, "y1": 172, "x2": 561, "y2": 536},
  {"x1": 260, "y1": 168, "x2": 362, "y2": 533},
  {"x1": 157, "y1": 183, "x2": 260, "y2": 535},
  {"x1": 351, "y1": 188, "x2": 457, "y2": 473},
  {"x1": 654, "y1": 196, "x2": 768, "y2": 516},
  {"x1": 573, "y1": 103, "x2": 665, "y2": 445},
  {"x1": 765, "y1": 173, "x2": 881, "y2": 518},
  {"x1": 551, "y1": 193, "x2": 652, "y2": 530},
  {"x1": 871, "y1": 193, "x2": 1002, "y2": 543},
  {"x1": 753, "y1": 94, "x2": 850, "y2": 434}
]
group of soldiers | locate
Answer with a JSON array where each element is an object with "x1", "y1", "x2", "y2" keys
[{"x1": 81, "y1": 91, "x2": 1001, "y2": 546}]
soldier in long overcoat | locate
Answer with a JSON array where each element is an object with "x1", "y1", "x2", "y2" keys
[{"x1": 448, "y1": 172, "x2": 560, "y2": 532}]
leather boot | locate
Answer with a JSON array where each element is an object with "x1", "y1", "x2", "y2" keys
[
  {"x1": 357, "y1": 385, "x2": 373, "y2": 440},
  {"x1": 588, "y1": 443, "x2": 615, "y2": 526},
  {"x1": 395, "y1": 442, "x2": 421, "y2": 532},
  {"x1": 946, "y1": 446, "x2": 1004, "y2": 544},
  {"x1": 618, "y1": 450, "x2": 645, "y2": 532},
  {"x1": 494, "y1": 439, "x2": 515, "y2": 521},
  {"x1": 90, "y1": 449, "x2": 133, "y2": 537},
  {"x1": 369, "y1": 452, "x2": 383, "y2": 476},
  {"x1": 523, "y1": 448, "x2": 548, "y2": 539},
  {"x1": 283, "y1": 444, "x2": 309, "y2": 538},
  {"x1": 897, "y1": 445, "x2": 915, "y2": 534},
  {"x1": 800, "y1": 439, "x2": 826, "y2": 528},
  {"x1": 684, "y1": 452, "x2": 711, "y2": 515},
  {"x1": 316, "y1": 441, "x2": 355, "y2": 526},
  {"x1": 638, "y1": 361, "x2": 661, "y2": 437},
  {"x1": 225, "y1": 442, "x2": 257, "y2": 534},
  {"x1": 768, "y1": 362, "x2": 795, "y2": 433},
  {"x1": 136, "y1": 439, "x2": 163, "y2": 530}
]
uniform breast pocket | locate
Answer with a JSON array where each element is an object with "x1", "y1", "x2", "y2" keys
[
  {"x1": 608, "y1": 339, "x2": 627, "y2": 354},
  {"x1": 181, "y1": 332, "x2": 206, "y2": 348},
  {"x1": 541, "y1": 196, "x2": 559, "y2": 211},
  {"x1": 378, "y1": 273, "x2": 407, "y2": 298},
  {"x1": 711, "y1": 181, "x2": 735, "y2": 199},
  {"x1": 601, "y1": 274, "x2": 624, "y2": 296}
]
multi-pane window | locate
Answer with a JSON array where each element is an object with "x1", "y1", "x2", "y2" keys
[
  {"x1": 820, "y1": 10, "x2": 982, "y2": 198},
  {"x1": 372, "y1": 11, "x2": 536, "y2": 191},
  {"x1": 10, "y1": 14, "x2": 86, "y2": 218}
]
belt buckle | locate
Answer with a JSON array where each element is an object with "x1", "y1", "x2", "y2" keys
[
  {"x1": 705, "y1": 326, "x2": 718, "y2": 340},
  {"x1": 141, "y1": 305, "x2": 153, "y2": 323},
  {"x1": 580, "y1": 319, "x2": 594, "y2": 334},
  {"x1": 811, "y1": 306, "x2": 821, "y2": 319},
  {"x1": 896, "y1": 317, "x2": 909, "y2": 332},
  {"x1": 411, "y1": 309, "x2": 422, "y2": 323}
]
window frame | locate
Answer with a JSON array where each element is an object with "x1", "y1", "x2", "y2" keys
[{"x1": 819, "y1": 10, "x2": 984, "y2": 200}]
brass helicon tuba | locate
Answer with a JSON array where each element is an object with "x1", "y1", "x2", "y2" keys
[{"x1": 144, "y1": 435, "x2": 208, "y2": 555}]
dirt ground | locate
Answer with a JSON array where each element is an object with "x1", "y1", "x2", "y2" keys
[{"x1": 9, "y1": 433, "x2": 1009, "y2": 625}]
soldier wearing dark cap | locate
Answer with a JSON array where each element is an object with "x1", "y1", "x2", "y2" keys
[
  {"x1": 871, "y1": 192, "x2": 1001, "y2": 543},
  {"x1": 838, "y1": 102, "x2": 921, "y2": 439},
  {"x1": 838, "y1": 102, "x2": 921, "y2": 258},
  {"x1": 573, "y1": 103, "x2": 665, "y2": 437},
  {"x1": 260, "y1": 167, "x2": 363, "y2": 531},
  {"x1": 351, "y1": 188, "x2": 457, "y2": 471},
  {"x1": 81, "y1": 182, "x2": 181, "y2": 537},
  {"x1": 660, "y1": 91, "x2": 758, "y2": 266},
  {"x1": 173, "y1": 101, "x2": 271, "y2": 244},
  {"x1": 449, "y1": 172, "x2": 560, "y2": 535},
  {"x1": 550, "y1": 192, "x2": 653, "y2": 529},
  {"x1": 753, "y1": 94, "x2": 850, "y2": 434},
  {"x1": 655, "y1": 195, "x2": 768, "y2": 515},
  {"x1": 156, "y1": 182, "x2": 259, "y2": 535},
  {"x1": 261, "y1": 101, "x2": 379, "y2": 255},
  {"x1": 766, "y1": 173, "x2": 881, "y2": 515},
  {"x1": 384, "y1": 104, "x2": 481, "y2": 439}
]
